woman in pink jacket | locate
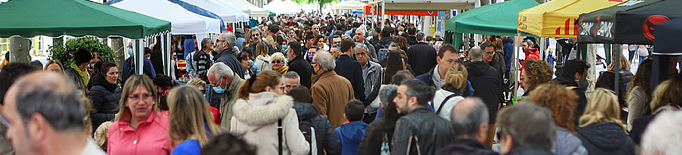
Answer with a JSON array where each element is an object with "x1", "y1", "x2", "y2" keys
[
  {"x1": 230, "y1": 70, "x2": 310, "y2": 155},
  {"x1": 108, "y1": 75, "x2": 171, "y2": 155}
]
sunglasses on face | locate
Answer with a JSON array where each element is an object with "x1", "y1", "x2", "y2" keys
[
  {"x1": 272, "y1": 60, "x2": 282, "y2": 63},
  {"x1": 251, "y1": 33, "x2": 260, "y2": 37}
]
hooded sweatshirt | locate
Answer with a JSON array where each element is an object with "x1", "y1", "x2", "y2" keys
[
  {"x1": 467, "y1": 61, "x2": 500, "y2": 124},
  {"x1": 335, "y1": 121, "x2": 367, "y2": 155},
  {"x1": 576, "y1": 122, "x2": 634, "y2": 155}
]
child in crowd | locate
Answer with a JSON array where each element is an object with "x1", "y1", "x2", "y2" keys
[{"x1": 335, "y1": 100, "x2": 368, "y2": 155}]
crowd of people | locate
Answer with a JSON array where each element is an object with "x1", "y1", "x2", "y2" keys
[{"x1": 0, "y1": 12, "x2": 681, "y2": 155}]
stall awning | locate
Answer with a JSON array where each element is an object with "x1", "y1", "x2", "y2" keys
[
  {"x1": 212, "y1": 0, "x2": 269, "y2": 18},
  {"x1": 363, "y1": 4, "x2": 438, "y2": 16},
  {"x1": 446, "y1": 0, "x2": 539, "y2": 36},
  {"x1": 518, "y1": 0, "x2": 623, "y2": 38},
  {"x1": 108, "y1": 0, "x2": 221, "y2": 35},
  {"x1": 333, "y1": 1, "x2": 366, "y2": 10},
  {"x1": 577, "y1": 0, "x2": 657, "y2": 43},
  {"x1": 377, "y1": 0, "x2": 475, "y2": 11},
  {"x1": 0, "y1": 0, "x2": 170, "y2": 38},
  {"x1": 614, "y1": 0, "x2": 682, "y2": 44},
  {"x1": 654, "y1": 17, "x2": 682, "y2": 55}
]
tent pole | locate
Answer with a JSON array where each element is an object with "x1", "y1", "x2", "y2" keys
[
  {"x1": 614, "y1": 44, "x2": 620, "y2": 98},
  {"x1": 381, "y1": 0, "x2": 385, "y2": 28},
  {"x1": 161, "y1": 33, "x2": 168, "y2": 76},
  {"x1": 166, "y1": 33, "x2": 172, "y2": 77},
  {"x1": 540, "y1": 37, "x2": 546, "y2": 61},
  {"x1": 512, "y1": 32, "x2": 521, "y2": 102},
  {"x1": 135, "y1": 39, "x2": 143, "y2": 75}
]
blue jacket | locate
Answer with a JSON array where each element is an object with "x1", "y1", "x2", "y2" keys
[
  {"x1": 335, "y1": 121, "x2": 367, "y2": 155},
  {"x1": 183, "y1": 39, "x2": 195, "y2": 60},
  {"x1": 416, "y1": 67, "x2": 474, "y2": 96},
  {"x1": 122, "y1": 57, "x2": 156, "y2": 86},
  {"x1": 171, "y1": 140, "x2": 200, "y2": 155},
  {"x1": 503, "y1": 38, "x2": 514, "y2": 71},
  {"x1": 335, "y1": 55, "x2": 366, "y2": 100}
]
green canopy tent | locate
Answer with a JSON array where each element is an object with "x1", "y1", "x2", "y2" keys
[
  {"x1": 0, "y1": 0, "x2": 172, "y2": 75},
  {"x1": 445, "y1": 0, "x2": 539, "y2": 50}
]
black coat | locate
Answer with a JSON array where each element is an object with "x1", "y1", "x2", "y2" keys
[
  {"x1": 288, "y1": 56, "x2": 313, "y2": 88},
  {"x1": 87, "y1": 74, "x2": 121, "y2": 132},
  {"x1": 407, "y1": 36, "x2": 418, "y2": 46},
  {"x1": 467, "y1": 61, "x2": 500, "y2": 124},
  {"x1": 436, "y1": 139, "x2": 498, "y2": 155},
  {"x1": 505, "y1": 147, "x2": 554, "y2": 155},
  {"x1": 334, "y1": 55, "x2": 366, "y2": 100},
  {"x1": 358, "y1": 117, "x2": 395, "y2": 155},
  {"x1": 392, "y1": 108, "x2": 455, "y2": 155},
  {"x1": 213, "y1": 48, "x2": 245, "y2": 79},
  {"x1": 576, "y1": 122, "x2": 635, "y2": 155},
  {"x1": 406, "y1": 42, "x2": 438, "y2": 76},
  {"x1": 630, "y1": 114, "x2": 657, "y2": 144},
  {"x1": 554, "y1": 77, "x2": 588, "y2": 125},
  {"x1": 374, "y1": 37, "x2": 393, "y2": 52},
  {"x1": 293, "y1": 102, "x2": 341, "y2": 155}
]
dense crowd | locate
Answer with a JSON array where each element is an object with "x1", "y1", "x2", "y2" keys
[{"x1": 0, "y1": 12, "x2": 681, "y2": 155}]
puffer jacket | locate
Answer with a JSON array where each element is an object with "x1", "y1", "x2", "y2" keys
[
  {"x1": 293, "y1": 102, "x2": 341, "y2": 155},
  {"x1": 553, "y1": 127, "x2": 588, "y2": 155},
  {"x1": 88, "y1": 73, "x2": 122, "y2": 132},
  {"x1": 576, "y1": 122, "x2": 634, "y2": 155},
  {"x1": 391, "y1": 108, "x2": 455, "y2": 155}
]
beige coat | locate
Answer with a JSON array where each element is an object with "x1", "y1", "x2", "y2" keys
[
  {"x1": 230, "y1": 92, "x2": 310, "y2": 155},
  {"x1": 311, "y1": 71, "x2": 355, "y2": 128},
  {"x1": 220, "y1": 77, "x2": 245, "y2": 130}
]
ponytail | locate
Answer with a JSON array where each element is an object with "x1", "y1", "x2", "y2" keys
[{"x1": 237, "y1": 70, "x2": 282, "y2": 100}]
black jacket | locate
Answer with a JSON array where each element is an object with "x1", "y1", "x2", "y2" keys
[
  {"x1": 505, "y1": 147, "x2": 554, "y2": 155},
  {"x1": 630, "y1": 114, "x2": 657, "y2": 144},
  {"x1": 293, "y1": 102, "x2": 341, "y2": 155},
  {"x1": 576, "y1": 122, "x2": 635, "y2": 155},
  {"x1": 87, "y1": 73, "x2": 121, "y2": 132},
  {"x1": 436, "y1": 139, "x2": 498, "y2": 155},
  {"x1": 288, "y1": 56, "x2": 313, "y2": 88},
  {"x1": 467, "y1": 61, "x2": 500, "y2": 124},
  {"x1": 150, "y1": 50, "x2": 164, "y2": 75},
  {"x1": 335, "y1": 55, "x2": 366, "y2": 100},
  {"x1": 392, "y1": 108, "x2": 455, "y2": 155},
  {"x1": 358, "y1": 117, "x2": 394, "y2": 155},
  {"x1": 554, "y1": 77, "x2": 588, "y2": 125},
  {"x1": 488, "y1": 57, "x2": 506, "y2": 103},
  {"x1": 406, "y1": 42, "x2": 438, "y2": 76},
  {"x1": 407, "y1": 36, "x2": 418, "y2": 46},
  {"x1": 213, "y1": 48, "x2": 245, "y2": 79},
  {"x1": 374, "y1": 37, "x2": 393, "y2": 52}
]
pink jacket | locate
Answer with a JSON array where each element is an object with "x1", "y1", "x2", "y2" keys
[{"x1": 108, "y1": 111, "x2": 171, "y2": 155}]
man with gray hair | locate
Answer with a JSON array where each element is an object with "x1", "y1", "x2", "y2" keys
[
  {"x1": 406, "y1": 32, "x2": 438, "y2": 75},
  {"x1": 355, "y1": 43, "x2": 382, "y2": 106},
  {"x1": 214, "y1": 31, "x2": 245, "y2": 79},
  {"x1": 354, "y1": 28, "x2": 378, "y2": 62},
  {"x1": 467, "y1": 46, "x2": 500, "y2": 147},
  {"x1": 641, "y1": 111, "x2": 682, "y2": 155},
  {"x1": 282, "y1": 71, "x2": 300, "y2": 95},
  {"x1": 436, "y1": 98, "x2": 497, "y2": 155},
  {"x1": 207, "y1": 62, "x2": 244, "y2": 129},
  {"x1": 311, "y1": 51, "x2": 355, "y2": 128},
  {"x1": 497, "y1": 102, "x2": 555, "y2": 155},
  {"x1": 2, "y1": 71, "x2": 105, "y2": 155},
  {"x1": 245, "y1": 27, "x2": 275, "y2": 55}
]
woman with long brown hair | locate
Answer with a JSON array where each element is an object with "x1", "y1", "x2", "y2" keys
[
  {"x1": 626, "y1": 59, "x2": 652, "y2": 131},
  {"x1": 167, "y1": 85, "x2": 223, "y2": 155},
  {"x1": 230, "y1": 70, "x2": 309, "y2": 155}
]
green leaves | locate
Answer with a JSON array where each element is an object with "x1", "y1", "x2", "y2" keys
[{"x1": 48, "y1": 37, "x2": 115, "y2": 69}]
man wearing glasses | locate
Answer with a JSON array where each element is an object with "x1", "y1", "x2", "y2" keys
[
  {"x1": 246, "y1": 27, "x2": 275, "y2": 56},
  {"x1": 213, "y1": 31, "x2": 245, "y2": 79}
]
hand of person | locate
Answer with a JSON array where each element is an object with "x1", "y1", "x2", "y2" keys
[{"x1": 607, "y1": 63, "x2": 615, "y2": 71}]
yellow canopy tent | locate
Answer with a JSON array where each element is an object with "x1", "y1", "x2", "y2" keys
[{"x1": 518, "y1": 0, "x2": 623, "y2": 38}]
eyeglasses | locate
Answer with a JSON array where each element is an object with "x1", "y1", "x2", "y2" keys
[
  {"x1": 128, "y1": 93, "x2": 153, "y2": 101},
  {"x1": 251, "y1": 33, "x2": 260, "y2": 37},
  {"x1": 272, "y1": 60, "x2": 283, "y2": 63}
]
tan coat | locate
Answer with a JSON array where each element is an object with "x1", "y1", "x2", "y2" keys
[
  {"x1": 311, "y1": 71, "x2": 355, "y2": 128},
  {"x1": 220, "y1": 77, "x2": 245, "y2": 130}
]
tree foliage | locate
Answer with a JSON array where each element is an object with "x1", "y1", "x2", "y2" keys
[{"x1": 49, "y1": 37, "x2": 115, "y2": 69}]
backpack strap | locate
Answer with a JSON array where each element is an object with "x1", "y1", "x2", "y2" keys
[
  {"x1": 278, "y1": 119, "x2": 283, "y2": 155},
  {"x1": 435, "y1": 94, "x2": 459, "y2": 115}
]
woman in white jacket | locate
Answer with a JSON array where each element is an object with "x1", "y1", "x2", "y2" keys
[
  {"x1": 254, "y1": 42, "x2": 272, "y2": 71},
  {"x1": 230, "y1": 70, "x2": 310, "y2": 155},
  {"x1": 432, "y1": 63, "x2": 468, "y2": 122}
]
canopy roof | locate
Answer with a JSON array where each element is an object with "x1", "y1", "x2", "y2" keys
[
  {"x1": 0, "y1": 0, "x2": 170, "y2": 38},
  {"x1": 577, "y1": 0, "x2": 657, "y2": 43},
  {"x1": 264, "y1": 0, "x2": 300, "y2": 14},
  {"x1": 654, "y1": 17, "x2": 682, "y2": 55},
  {"x1": 518, "y1": 0, "x2": 623, "y2": 38},
  {"x1": 333, "y1": 1, "x2": 366, "y2": 10},
  {"x1": 109, "y1": 0, "x2": 221, "y2": 35},
  {"x1": 614, "y1": 0, "x2": 682, "y2": 44},
  {"x1": 446, "y1": 0, "x2": 539, "y2": 36},
  {"x1": 220, "y1": 0, "x2": 268, "y2": 17},
  {"x1": 180, "y1": 0, "x2": 249, "y2": 23},
  {"x1": 363, "y1": 3, "x2": 438, "y2": 16},
  {"x1": 377, "y1": 0, "x2": 475, "y2": 11}
]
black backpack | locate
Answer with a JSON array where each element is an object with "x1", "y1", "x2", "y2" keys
[
  {"x1": 193, "y1": 51, "x2": 212, "y2": 80},
  {"x1": 299, "y1": 117, "x2": 319, "y2": 155}
]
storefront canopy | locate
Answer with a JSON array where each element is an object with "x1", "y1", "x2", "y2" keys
[
  {"x1": 180, "y1": 0, "x2": 249, "y2": 23},
  {"x1": 577, "y1": 0, "x2": 657, "y2": 43},
  {"x1": 363, "y1": 4, "x2": 438, "y2": 16},
  {"x1": 614, "y1": 0, "x2": 682, "y2": 44},
  {"x1": 518, "y1": 0, "x2": 623, "y2": 38},
  {"x1": 333, "y1": 1, "x2": 366, "y2": 10},
  {"x1": 446, "y1": 0, "x2": 539, "y2": 36},
  {"x1": 108, "y1": 0, "x2": 221, "y2": 35},
  {"x1": 215, "y1": 0, "x2": 268, "y2": 18},
  {"x1": 654, "y1": 17, "x2": 682, "y2": 55},
  {"x1": 0, "y1": 0, "x2": 170, "y2": 38}
]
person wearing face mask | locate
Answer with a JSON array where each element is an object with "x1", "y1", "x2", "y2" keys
[
  {"x1": 553, "y1": 59, "x2": 590, "y2": 125},
  {"x1": 122, "y1": 41, "x2": 157, "y2": 86},
  {"x1": 207, "y1": 62, "x2": 244, "y2": 130}
]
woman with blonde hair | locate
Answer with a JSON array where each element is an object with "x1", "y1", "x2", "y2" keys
[
  {"x1": 230, "y1": 70, "x2": 309, "y2": 155},
  {"x1": 576, "y1": 89, "x2": 634, "y2": 155},
  {"x1": 108, "y1": 75, "x2": 171, "y2": 155},
  {"x1": 167, "y1": 85, "x2": 223, "y2": 155},
  {"x1": 630, "y1": 78, "x2": 682, "y2": 145},
  {"x1": 255, "y1": 42, "x2": 272, "y2": 71},
  {"x1": 431, "y1": 63, "x2": 468, "y2": 121},
  {"x1": 270, "y1": 52, "x2": 289, "y2": 74},
  {"x1": 528, "y1": 83, "x2": 587, "y2": 155}
]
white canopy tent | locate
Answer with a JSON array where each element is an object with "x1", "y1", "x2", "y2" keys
[
  {"x1": 284, "y1": 0, "x2": 303, "y2": 11},
  {"x1": 111, "y1": 0, "x2": 221, "y2": 35},
  {"x1": 378, "y1": 0, "x2": 475, "y2": 11},
  {"x1": 264, "y1": 0, "x2": 300, "y2": 14},
  {"x1": 180, "y1": 0, "x2": 249, "y2": 23},
  {"x1": 217, "y1": 0, "x2": 269, "y2": 18},
  {"x1": 332, "y1": 0, "x2": 366, "y2": 10}
]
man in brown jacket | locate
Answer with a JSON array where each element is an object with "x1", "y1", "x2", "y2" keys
[{"x1": 311, "y1": 51, "x2": 355, "y2": 128}]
